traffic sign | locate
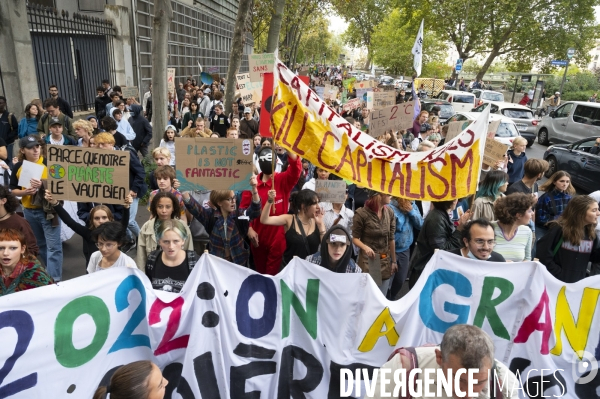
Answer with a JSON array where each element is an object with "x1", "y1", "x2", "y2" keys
[
  {"x1": 455, "y1": 65, "x2": 462, "y2": 72},
  {"x1": 551, "y1": 60, "x2": 568, "y2": 66},
  {"x1": 567, "y1": 48, "x2": 575, "y2": 59},
  {"x1": 456, "y1": 59, "x2": 463, "y2": 65}
]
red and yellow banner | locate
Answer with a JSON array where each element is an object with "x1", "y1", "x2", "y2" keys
[{"x1": 270, "y1": 61, "x2": 488, "y2": 201}]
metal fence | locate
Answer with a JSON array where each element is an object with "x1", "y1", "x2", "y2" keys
[
  {"x1": 135, "y1": 0, "x2": 253, "y2": 91},
  {"x1": 27, "y1": 2, "x2": 116, "y2": 112}
]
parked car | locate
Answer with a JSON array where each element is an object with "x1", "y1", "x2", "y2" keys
[
  {"x1": 393, "y1": 79, "x2": 411, "y2": 90},
  {"x1": 379, "y1": 75, "x2": 394, "y2": 83},
  {"x1": 537, "y1": 101, "x2": 600, "y2": 146},
  {"x1": 472, "y1": 90, "x2": 504, "y2": 106},
  {"x1": 435, "y1": 90, "x2": 476, "y2": 112},
  {"x1": 446, "y1": 112, "x2": 521, "y2": 146},
  {"x1": 379, "y1": 77, "x2": 395, "y2": 87},
  {"x1": 471, "y1": 101, "x2": 537, "y2": 147},
  {"x1": 421, "y1": 99, "x2": 456, "y2": 124},
  {"x1": 543, "y1": 137, "x2": 600, "y2": 193}
]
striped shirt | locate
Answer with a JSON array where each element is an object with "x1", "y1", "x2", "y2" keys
[{"x1": 492, "y1": 221, "x2": 532, "y2": 262}]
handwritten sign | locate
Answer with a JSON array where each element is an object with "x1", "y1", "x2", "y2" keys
[
  {"x1": 445, "y1": 121, "x2": 473, "y2": 142},
  {"x1": 235, "y1": 73, "x2": 262, "y2": 105},
  {"x1": 315, "y1": 86, "x2": 325, "y2": 99},
  {"x1": 483, "y1": 139, "x2": 509, "y2": 166},
  {"x1": 121, "y1": 86, "x2": 139, "y2": 99},
  {"x1": 249, "y1": 53, "x2": 275, "y2": 82},
  {"x1": 488, "y1": 120, "x2": 501, "y2": 138},
  {"x1": 167, "y1": 68, "x2": 175, "y2": 95},
  {"x1": 324, "y1": 84, "x2": 339, "y2": 101},
  {"x1": 175, "y1": 138, "x2": 254, "y2": 191},
  {"x1": 355, "y1": 80, "x2": 377, "y2": 89},
  {"x1": 207, "y1": 66, "x2": 220, "y2": 74},
  {"x1": 366, "y1": 91, "x2": 396, "y2": 110},
  {"x1": 342, "y1": 98, "x2": 362, "y2": 113},
  {"x1": 46, "y1": 145, "x2": 130, "y2": 205},
  {"x1": 315, "y1": 180, "x2": 347, "y2": 203},
  {"x1": 369, "y1": 102, "x2": 415, "y2": 137}
]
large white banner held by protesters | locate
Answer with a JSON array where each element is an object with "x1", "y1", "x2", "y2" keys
[{"x1": 0, "y1": 252, "x2": 598, "y2": 398}]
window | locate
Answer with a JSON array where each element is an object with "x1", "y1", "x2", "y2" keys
[
  {"x1": 574, "y1": 139, "x2": 597, "y2": 153},
  {"x1": 472, "y1": 103, "x2": 488, "y2": 112},
  {"x1": 482, "y1": 92, "x2": 504, "y2": 102},
  {"x1": 495, "y1": 123, "x2": 519, "y2": 138},
  {"x1": 573, "y1": 105, "x2": 600, "y2": 126},
  {"x1": 555, "y1": 103, "x2": 573, "y2": 118},
  {"x1": 453, "y1": 95, "x2": 475, "y2": 104},
  {"x1": 29, "y1": 0, "x2": 55, "y2": 6},
  {"x1": 502, "y1": 109, "x2": 534, "y2": 119}
]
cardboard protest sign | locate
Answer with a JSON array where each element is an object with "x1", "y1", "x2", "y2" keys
[
  {"x1": 207, "y1": 66, "x2": 220, "y2": 73},
  {"x1": 369, "y1": 102, "x2": 415, "y2": 137},
  {"x1": 121, "y1": 86, "x2": 139, "y2": 99},
  {"x1": 175, "y1": 138, "x2": 254, "y2": 191},
  {"x1": 483, "y1": 139, "x2": 509, "y2": 166},
  {"x1": 249, "y1": 53, "x2": 275, "y2": 82},
  {"x1": 271, "y1": 59, "x2": 488, "y2": 201},
  {"x1": 342, "y1": 98, "x2": 361, "y2": 113},
  {"x1": 488, "y1": 120, "x2": 501, "y2": 137},
  {"x1": 445, "y1": 121, "x2": 473, "y2": 142},
  {"x1": 355, "y1": 80, "x2": 377, "y2": 89},
  {"x1": 46, "y1": 145, "x2": 130, "y2": 205},
  {"x1": 314, "y1": 86, "x2": 325, "y2": 99},
  {"x1": 324, "y1": 84, "x2": 339, "y2": 101},
  {"x1": 366, "y1": 91, "x2": 396, "y2": 110},
  {"x1": 167, "y1": 68, "x2": 175, "y2": 95},
  {"x1": 356, "y1": 88, "x2": 371, "y2": 103},
  {"x1": 315, "y1": 180, "x2": 347, "y2": 203},
  {"x1": 235, "y1": 73, "x2": 262, "y2": 105}
]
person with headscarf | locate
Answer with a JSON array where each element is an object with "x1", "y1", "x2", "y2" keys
[
  {"x1": 128, "y1": 104, "x2": 152, "y2": 157},
  {"x1": 110, "y1": 106, "x2": 135, "y2": 142},
  {"x1": 306, "y1": 225, "x2": 361, "y2": 273}
]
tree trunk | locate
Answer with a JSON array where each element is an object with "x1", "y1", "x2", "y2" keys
[
  {"x1": 224, "y1": 0, "x2": 252, "y2": 115},
  {"x1": 476, "y1": 48, "x2": 500, "y2": 81},
  {"x1": 151, "y1": 0, "x2": 173, "y2": 148},
  {"x1": 363, "y1": 47, "x2": 371, "y2": 70},
  {"x1": 266, "y1": 0, "x2": 285, "y2": 53}
]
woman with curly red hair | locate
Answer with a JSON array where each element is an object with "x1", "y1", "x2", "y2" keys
[{"x1": 0, "y1": 228, "x2": 53, "y2": 296}]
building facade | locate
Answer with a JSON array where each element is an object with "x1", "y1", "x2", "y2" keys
[{"x1": 0, "y1": 0, "x2": 253, "y2": 116}]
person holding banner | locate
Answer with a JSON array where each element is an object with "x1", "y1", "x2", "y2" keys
[
  {"x1": 261, "y1": 189, "x2": 324, "y2": 267},
  {"x1": 0, "y1": 228, "x2": 53, "y2": 296},
  {"x1": 137, "y1": 192, "x2": 194, "y2": 271},
  {"x1": 306, "y1": 225, "x2": 361, "y2": 273},
  {"x1": 10, "y1": 135, "x2": 63, "y2": 282},
  {"x1": 352, "y1": 190, "x2": 396, "y2": 294},
  {"x1": 93, "y1": 361, "x2": 167, "y2": 399},
  {"x1": 409, "y1": 200, "x2": 471, "y2": 288},
  {"x1": 45, "y1": 191, "x2": 132, "y2": 268},
  {"x1": 537, "y1": 195, "x2": 600, "y2": 283},
  {"x1": 145, "y1": 219, "x2": 199, "y2": 293},
  {"x1": 87, "y1": 222, "x2": 137, "y2": 273},
  {"x1": 492, "y1": 193, "x2": 536, "y2": 262},
  {"x1": 448, "y1": 219, "x2": 506, "y2": 262}
]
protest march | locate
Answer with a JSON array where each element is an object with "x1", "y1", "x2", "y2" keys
[{"x1": 2, "y1": 16, "x2": 600, "y2": 398}]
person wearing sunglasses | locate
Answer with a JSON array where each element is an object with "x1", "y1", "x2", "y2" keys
[{"x1": 447, "y1": 219, "x2": 506, "y2": 262}]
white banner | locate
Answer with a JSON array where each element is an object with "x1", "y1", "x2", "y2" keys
[
  {"x1": 412, "y1": 19, "x2": 424, "y2": 77},
  {"x1": 1, "y1": 252, "x2": 598, "y2": 398}
]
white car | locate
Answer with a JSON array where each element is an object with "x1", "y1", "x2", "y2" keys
[
  {"x1": 446, "y1": 112, "x2": 521, "y2": 146},
  {"x1": 435, "y1": 90, "x2": 477, "y2": 112},
  {"x1": 472, "y1": 89, "x2": 505, "y2": 106},
  {"x1": 379, "y1": 75, "x2": 393, "y2": 83}
]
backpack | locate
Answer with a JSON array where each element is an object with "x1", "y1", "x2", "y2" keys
[
  {"x1": 386, "y1": 346, "x2": 505, "y2": 399},
  {"x1": 7, "y1": 113, "x2": 15, "y2": 131}
]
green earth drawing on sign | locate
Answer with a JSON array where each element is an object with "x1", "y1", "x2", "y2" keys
[{"x1": 49, "y1": 164, "x2": 65, "y2": 179}]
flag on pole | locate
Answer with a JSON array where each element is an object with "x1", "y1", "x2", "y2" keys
[{"x1": 412, "y1": 19, "x2": 424, "y2": 77}]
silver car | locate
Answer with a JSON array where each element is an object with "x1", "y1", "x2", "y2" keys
[
  {"x1": 472, "y1": 101, "x2": 538, "y2": 147},
  {"x1": 537, "y1": 101, "x2": 600, "y2": 145}
]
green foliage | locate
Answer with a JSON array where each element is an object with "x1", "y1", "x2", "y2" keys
[
  {"x1": 396, "y1": 0, "x2": 600, "y2": 79},
  {"x1": 561, "y1": 91, "x2": 599, "y2": 101},
  {"x1": 295, "y1": 16, "x2": 343, "y2": 64},
  {"x1": 371, "y1": 9, "x2": 447, "y2": 76}
]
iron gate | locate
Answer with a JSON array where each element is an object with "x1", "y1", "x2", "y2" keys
[{"x1": 27, "y1": 3, "x2": 116, "y2": 112}]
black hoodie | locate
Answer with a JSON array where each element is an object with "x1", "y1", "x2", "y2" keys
[{"x1": 128, "y1": 104, "x2": 152, "y2": 151}]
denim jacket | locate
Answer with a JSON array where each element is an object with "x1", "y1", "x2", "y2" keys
[{"x1": 390, "y1": 201, "x2": 423, "y2": 253}]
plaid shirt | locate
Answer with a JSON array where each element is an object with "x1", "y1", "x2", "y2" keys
[
  {"x1": 184, "y1": 195, "x2": 261, "y2": 266},
  {"x1": 305, "y1": 253, "x2": 362, "y2": 273},
  {"x1": 535, "y1": 189, "x2": 572, "y2": 227}
]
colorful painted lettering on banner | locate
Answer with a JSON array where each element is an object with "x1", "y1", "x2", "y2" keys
[{"x1": 269, "y1": 61, "x2": 488, "y2": 201}]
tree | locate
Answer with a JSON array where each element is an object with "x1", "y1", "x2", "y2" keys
[
  {"x1": 151, "y1": 0, "x2": 173, "y2": 148},
  {"x1": 371, "y1": 9, "x2": 447, "y2": 76},
  {"x1": 250, "y1": 0, "x2": 274, "y2": 52},
  {"x1": 266, "y1": 0, "x2": 285, "y2": 52},
  {"x1": 224, "y1": 0, "x2": 253, "y2": 116},
  {"x1": 331, "y1": 0, "x2": 392, "y2": 69},
  {"x1": 397, "y1": 0, "x2": 600, "y2": 80}
]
